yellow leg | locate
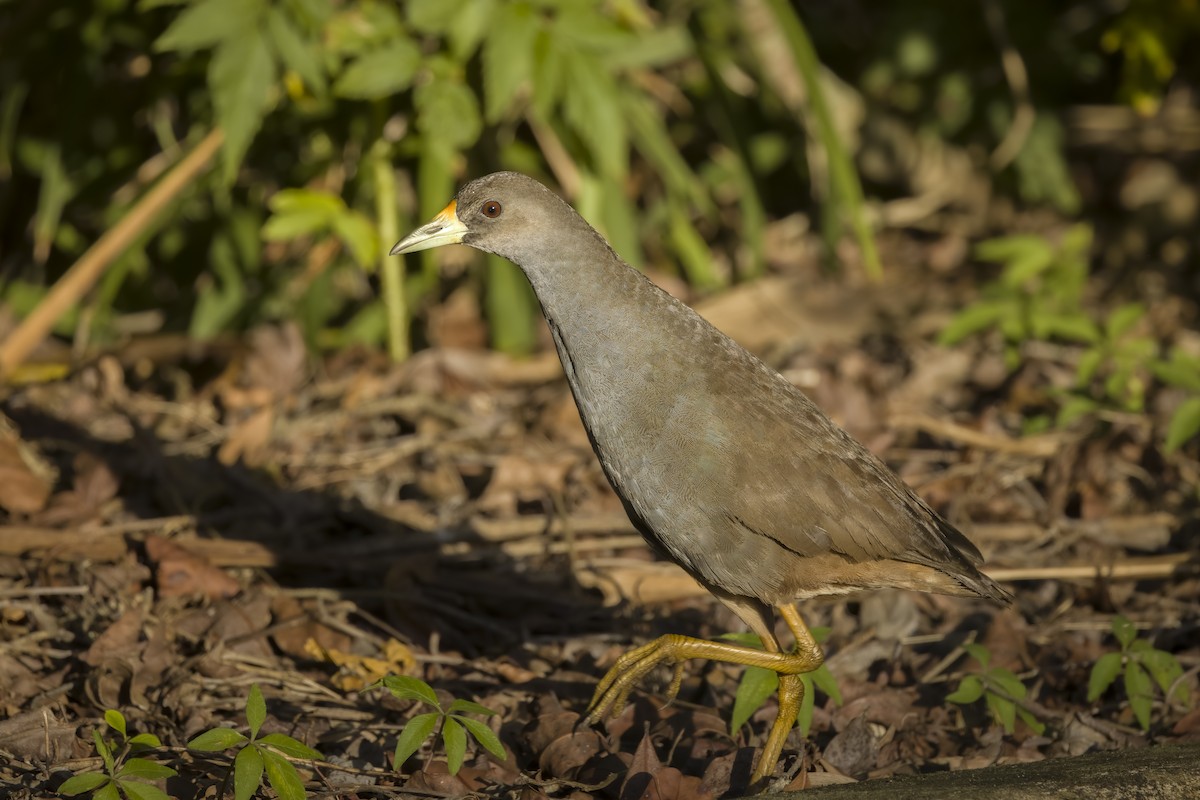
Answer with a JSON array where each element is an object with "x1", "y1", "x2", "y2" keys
[{"x1": 586, "y1": 602, "x2": 825, "y2": 784}]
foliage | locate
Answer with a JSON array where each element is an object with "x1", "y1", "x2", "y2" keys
[
  {"x1": 724, "y1": 629, "x2": 842, "y2": 738},
  {"x1": 375, "y1": 675, "x2": 506, "y2": 775},
  {"x1": 1088, "y1": 615, "x2": 1190, "y2": 731},
  {"x1": 946, "y1": 643, "x2": 1045, "y2": 735},
  {"x1": 187, "y1": 684, "x2": 322, "y2": 800},
  {"x1": 941, "y1": 225, "x2": 1200, "y2": 451},
  {"x1": 58, "y1": 709, "x2": 177, "y2": 800}
]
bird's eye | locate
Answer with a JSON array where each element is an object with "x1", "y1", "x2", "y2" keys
[{"x1": 481, "y1": 200, "x2": 502, "y2": 218}]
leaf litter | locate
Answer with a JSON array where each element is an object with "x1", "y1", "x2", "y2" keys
[{"x1": 0, "y1": 246, "x2": 1198, "y2": 799}]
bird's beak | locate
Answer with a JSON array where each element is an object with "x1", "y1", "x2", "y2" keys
[{"x1": 390, "y1": 200, "x2": 467, "y2": 255}]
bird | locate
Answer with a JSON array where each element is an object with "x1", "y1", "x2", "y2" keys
[{"x1": 391, "y1": 171, "x2": 1010, "y2": 785}]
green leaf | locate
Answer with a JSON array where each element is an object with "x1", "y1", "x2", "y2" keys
[
  {"x1": 946, "y1": 674, "x2": 985, "y2": 705},
  {"x1": 154, "y1": 0, "x2": 263, "y2": 53},
  {"x1": 1015, "y1": 706, "x2": 1046, "y2": 735},
  {"x1": 1151, "y1": 351, "x2": 1200, "y2": 392},
  {"x1": 58, "y1": 773, "x2": 110, "y2": 796},
  {"x1": 1041, "y1": 314, "x2": 1102, "y2": 344},
  {"x1": 731, "y1": 665, "x2": 778, "y2": 735},
  {"x1": 394, "y1": 712, "x2": 440, "y2": 769},
  {"x1": 482, "y1": 1, "x2": 538, "y2": 122},
  {"x1": 188, "y1": 727, "x2": 249, "y2": 751},
  {"x1": 267, "y1": 8, "x2": 327, "y2": 96},
  {"x1": 962, "y1": 643, "x2": 992, "y2": 670},
  {"x1": 333, "y1": 40, "x2": 420, "y2": 100},
  {"x1": 94, "y1": 730, "x2": 114, "y2": 773},
  {"x1": 259, "y1": 733, "x2": 322, "y2": 760},
  {"x1": 1106, "y1": 303, "x2": 1144, "y2": 340},
  {"x1": 406, "y1": 0, "x2": 460, "y2": 33},
  {"x1": 209, "y1": 28, "x2": 278, "y2": 183},
  {"x1": 415, "y1": 77, "x2": 482, "y2": 150},
  {"x1": 562, "y1": 51, "x2": 626, "y2": 179},
  {"x1": 975, "y1": 234, "x2": 1052, "y2": 269},
  {"x1": 116, "y1": 759, "x2": 177, "y2": 781},
  {"x1": 1076, "y1": 347, "x2": 1105, "y2": 385},
  {"x1": 442, "y1": 716, "x2": 467, "y2": 775},
  {"x1": 95, "y1": 782, "x2": 121, "y2": 800},
  {"x1": 1088, "y1": 653, "x2": 1124, "y2": 702},
  {"x1": 668, "y1": 203, "x2": 722, "y2": 290},
  {"x1": 116, "y1": 781, "x2": 173, "y2": 800},
  {"x1": 719, "y1": 632, "x2": 764, "y2": 647},
  {"x1": 531, "y1": 31, "x2": 565, "y2": 119},
  {"x1": 1124, "y1": 661, "x2": 1154, "y2": 730},
  {"x1": 104, "y1": 710, "x2": 127, "y2": 738},
  {"x1": 454, "y1": 716, "x2": 507, "y2": 760},
  {"x1": 332, "y1": 210, "x2": 379, "y2": 266},
  {"x1": 1112, "y1": 616, "x2": 1138, "y2": 650},
  {"x1": 797, "y1": 674, "x2": 816, "y2": 736},
  {"x1": 939, "y1": 301, "x2": 1011, "y2": 346},
  {"x1": 445, "y1": 699, "x2": 497, "y2": 717},
  {"x1": 447, "y1": 0, "x2": 496, "y2": 59},
  {"x1": 382, "y1": 676, "x2": 440, "y2": 707},
  {"x1": 1056, "y1": 394, "x2": 1099, "y2": 427},
  {"x1": 1139, "y1": 649, "x2": 1186, "y2": 703},
  {"x1": 1165, "y1": 396, "x2": 1200, "y2": 453},
  {"x1": 234, "y1": 744, "x2": 265, "y2": 800},
  {"x1": 246, "y1": 685, "x2": 267, "y2": 739},
  {"x1": 601, "y1": 25, "x2": 692, "y2": 70},
  {"x1": 127, "y1": 733, "x2": 162, "y2": 749},
  {"x1": 811, "y1": 664, "x2": 842, "y2": 705},
  {"x1": 262, "y1": 748, "x2": 307, "y2": 800},
  {"x1": 985, "y1": 691, "x2": 1017, "y2": 733}
]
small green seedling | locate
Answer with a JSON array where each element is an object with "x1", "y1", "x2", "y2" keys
[
  {"x1": 58, "y1": 709, "x2": 177, "y2": 800},
  {"x1": 1088, "y1": 615, "x2": 1190, "y2": 730},
  {"x1": 726, "y1": 628, "x2": 842, "y2": 737},
  {"x1": 946, "y1": 643, "x2": 1045, "y2": 735},
  {"x1": 375, "y1": 675, "x2": 506, "y2": 775},
  {"x1": 187, "y1": 684, "x2": 322, "y2": 800}
]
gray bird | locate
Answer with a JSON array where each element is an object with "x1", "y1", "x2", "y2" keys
[{"x1": 392, "y1": 171, "x2": 1009, "y2": 784}]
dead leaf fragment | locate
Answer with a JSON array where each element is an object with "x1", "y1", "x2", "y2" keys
[{"x1": 144, "y1": 534, "x2": 240, "y2": 599}]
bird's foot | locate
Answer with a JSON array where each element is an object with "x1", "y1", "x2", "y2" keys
[{"x1": 585, "y1": 634, "x2": 696, "y2": 723}]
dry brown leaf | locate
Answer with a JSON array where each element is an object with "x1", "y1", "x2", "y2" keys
[
  {"x1": 0, "y1": 425, "x2": 53, "y2": 514},
  {"x1": 621, "y1": 729, "x2": 714, "y2": 800},
  {"x1": 216, "y1": 405, "x2": 274, "y2": 467},
  {"x1": 81, "y1": 606, "x2": 144, "y2": 666},
  {"x1": 304, "y1": 636, "x2": 416, "y2": 691},
  {"x1": 144, "y1": 534, "x2": 239, "y2": 600}
]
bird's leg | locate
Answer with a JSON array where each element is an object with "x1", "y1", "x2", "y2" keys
[
  {"x1": 585, "y1": 609, "x2": 824, "y2": 726},
  {"x1": 748, "y1": 604, "x2": 825, "y2": 784}
]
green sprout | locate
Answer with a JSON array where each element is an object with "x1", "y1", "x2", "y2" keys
[
  {"x1": 726, "y1": 628, "x2": 842, "y2": 738},
  {"x1": 946, "y1": 643, "x2": 1045, "y2": 735},
  {"x1": 58, "y1": 709, "x2": 177, "y2": 800},
  {"x1": 375, "y1": 675, "x2": 506, "y2": 775},
  {"x1": 1088, "y1": 615, "x2": 1190, "y2": 731}
]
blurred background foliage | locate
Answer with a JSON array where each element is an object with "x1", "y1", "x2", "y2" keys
[{"x1": 0, "y1": 0, "x2": 1197, "y2": 441}]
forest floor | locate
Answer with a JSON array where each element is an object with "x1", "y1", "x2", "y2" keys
[{"x1": 2, "y1": 227, "x2": 1198, "y2": 799}]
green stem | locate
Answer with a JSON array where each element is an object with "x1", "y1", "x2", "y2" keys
[{"x1": 371, "y1": 141, "x2": 407, "y2": 361}]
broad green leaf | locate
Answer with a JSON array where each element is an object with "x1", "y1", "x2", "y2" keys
[
  {"x1": 1165, "y1": 397, "x2": 1200, "y2": 453},
  {"x1": 1139, "y1": 649, "x2": 1186, "y2": 703},
  {"x1": 415, "y1": 77, "x2": 482, "y2": 150},
  {"x1": 1106, "y1": 303, "x2": 1144, "y2": 340},
  {"x1": 562, "y1": 51, "x2": 626, "y2": 179},
  {"x1": 116, "y1": 759, "x2": 177, "y2": 781},
  {"x1": 284, "y1": 0, "x2": 333, "y2": 26},
  {"x1": 962, "y1": 643, "x2": 991, "y2": 669},
  {"x1": 406, "y1": 0, "x2": 460, "y2": 33},
  {"x1": 945, "y1": 675, "x2": 985, "y2": 705},
  {"x1": 94, "y1": 730, "x2": 114, "y2": 772},
  {"x1": 1112, "y1": 616, "x2": 1138, "y2": 650},
  {"x1": 259, "y1": 733, "x2": 323, "y2": 760},
  {"x1": 797, "y1": 674, "x2": 816, "y2": 736},
  {"x1": 988, "y1": 669, "x2": 1028, "y2": 700},
  {"x1": 442, "y1": 716, "x2": 467, "y2": 775},
  {"x1": 1056, "y1": 394, "x2": 1099, "y2": 427},
  {"x1": 267, "y1": 8, "x2": 327, "y2": 96},
  {"x1": 246, "y1": 684, "x2": 266, "y2": 738},
  {"x1": 1124, "y1": 661, "x2": 1154, "y2": 730},
  {"x1": 332, "y1": 209, "x2": 379, "y2": 266},
  {"x1": 104, "y1": 710, "x2": 127, "y2": 738},
  {"x1": 482, "y1": 2, "x2": 538, "y2": 122},
  {"x1": 668, "y1": 203, "x2": 722, "y2": 290},
  {"x1": 601, "y1": 26, "x2": 692, "y2": 70},
  {"x1": 262, "y1": 210, "x2": 333, "y2": 240},
  {"x1": 1076, "y1": 348, "x2": 1105, "y2": 385},
  {"x1": 811, "y1": 664, "x2": 842, "y2": 705},
  {"x1": 1151, "y1": 351, "x2": 1200, "y2": 392},
  {"x1": 262, "y1": 749, "x2": 307, "y2": 800},
  {"x1": 270, "y1": 187, "x2": 344, "y2": 215},
  {"x1": 454, "y1": 716, "x2": 507, "y2": 760},
  {"x1": 333, "y1": 41, "x2": 420, "y2": 100},
  {"x1": 1088, "y1": 653, "x2": 1123, "y2": 702},
  {"x1": 394, "y1": 712, "x2": 440, "y2": 769},
  {"x1": 58, "y1": 773, "x2": 110, "y2": 796},
  {"x1": 118, "y1": 781, "x2": 173, "y2": 800},
  {"x1": 95, "y1": 782, "x2": 121, "y2": 800},
  {"x1": 986, "y1": 691, "x2": 1017, "y2": 733},
  {"x1": 719, "y1": 632, "x2": 763, "y2": 647},
  {"x1": 234, "y1": 745, "x2": 265, "y2": 800},
  {"x1": 154, "y1": 0, "x2": 263, "y2": 53},
  {"x1": 531, "y1": 31, "x2": 565, "y2": 119},
  {"x1": 485, "y1": 253, "x2": 539, "y2": 355},
  {"x1": 209, "y1": 28, "x2": 277, "y2": 183},
  {"x1": 939, "y1": 301, "x2": 1010, "y2": 345},
  {"x1": 188, "y1": 727, "x2": 249, "y2": 751},
  {"x1": 975, "y1": 234, "x2": 1052, "y2": 268},
  {"x1": 128, "y1": 733, "x2": 162, "y2": 748},
  {"x1": 731, "y1": 665, "x2": 778, "y2": 735},
  {"x1": 448, "y1": 0, "x2": 497, "y2": 60},
  {"x1": 382, "y1": 675, "x2": 440, "y2": 707},
  {"x1": 445, "y1": 699, "x2": 497, "y2": 717},
  {"x1": 1015, "y1": 706, "x2": 1046, "y2": 735},
  {"x1": 1040, "y1": 314, "x2": 1101, "y2": 344}
]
